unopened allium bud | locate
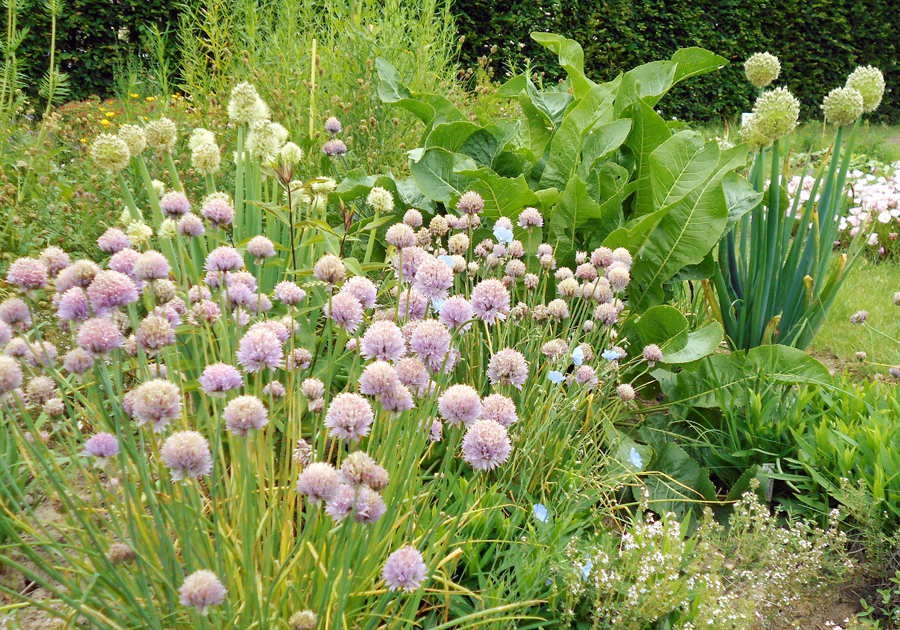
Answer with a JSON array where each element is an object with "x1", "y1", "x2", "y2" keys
[
  {"x1": 744, "y1": 52, "x2": 781, "y2": 89},
  {"x1": 90, "y1": 134, "x2": 130, "y2": 172},
  {"x1": 822, "y1": 87, "x2": 864, "y2": 127},
  {"x1": 846, "y1": 66, "x2": 885, "y2": 113},
  {"x1": 145, "y1": 117, "x2": 177, "y2": 153},
  {"x1": 367, "y1": 186, "x2": 394, "y2": 214}
]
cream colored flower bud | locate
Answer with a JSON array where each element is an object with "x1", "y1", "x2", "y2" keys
[
  {"x1": 118, "y1": 124, "x2": 146, "y2": 157},
  {"x1": 367, "y1": 186, "x2": 395, "y2": 214},
  {"x1": 145, "y1": 117, "x2": 178, "y2": 153},
  {"x1": 90, "y1": 134, "x2": 130, "y2": 173},
  {"x1": 822, "y1": 86, "x2": 864, "y2": 127}
]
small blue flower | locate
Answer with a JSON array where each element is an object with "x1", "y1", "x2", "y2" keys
[
  {"x1": 572, "y1": 347, "x2": 584, "y2": 366},
  {"x1": 629, "y1": 447, "x2": 643, "y2": 469},
  {"x1": 431, "y1": 298, "x2": 444, "y2": 313},
  {"x1": 438, "y1": 255, "x2": 456, "y2": 268},
  {"x1": 548, "y1": 370, "x2": 564, "y2": 384},
  {"x1": 493, "y1": 226, "x2": 514, "y2": 244},
  {"x1": 545, "y1": 578, "x2": 553, "y2": 586},
  {"x1": 602, "y1": 348, "x2": 625, "y2": 361},
  {"x1": 581, "y1": 560, "x2": 593, "y2": 581},
  {"x1": 532, "y1": 504, "x2": 549, "y2": 523}
]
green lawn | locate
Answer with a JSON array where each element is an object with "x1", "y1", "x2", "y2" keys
[{"x1": 809, "y1": 261, "x2": 900, "y2": 378}]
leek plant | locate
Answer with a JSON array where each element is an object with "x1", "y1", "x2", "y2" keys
[{"x1": 712, "y1": 58, "x2": 885, "y2": 350}]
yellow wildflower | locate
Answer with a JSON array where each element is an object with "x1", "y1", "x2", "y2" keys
[{"x1": 100, "y1": 119, "x2": 110, "y2": 127}]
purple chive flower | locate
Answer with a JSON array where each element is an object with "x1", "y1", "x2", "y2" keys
[
  {"x1": 611, "y1": 247, "x2": 632, "y2": 267},
  {"x1": 297, "y1": 378, "x2": 324, "y2": 400},
  {"x1": 160, "y1": 431, "x2": 212, "y2": 481},
  {"x1": 591, "y1": 247, "x2": 613, "y2": 267},
  {"x1": 324, "y1": 116, "x2": 342, "y2": 135},
  {"x1": 247, "y1": 235, "x2": 276, "y2": 260},
  {"x1": 339, "y1": 451, "x2": 389, "y2": 490},
  {"x1": 487, "y1": 349, "x2": 528, "y2": 389},
  {"x1": 188, "y1": 285, "x2": 213, "y2": 303},
  {"x1": 274, "y1": 281, "x2": 306, "y2": 306},
  {"x1": 358, "y1": 361, "x2": 401, "y2": 396},
  {"x1": 178, "y1": 570, "x2": 226, "y2": 615},
  {"x1": 379, "y1": 384, "x2": 414, "y2": 414},
  {"x1": 223, "y1": 395, "x2": 268, "y2": 436},
  {"x1": 414, "y1": 256, "x2": 454, "y2": 301},
  {"x1": 132, "y1": 379, "x2": 182, "y2": 432},
  {"x1": 393, "y1": 246, "x2": 427, "y2": 283},
  {"x1": 88, "y1": 270, "x2": 139, "y2": 312},
  {"x1": 6, "y1": 257, "x2": 48, "y2": 293},
  {"x1": 403, "y1": 209, "x2": 423, "y2": 228},
  {"x1": 394, "y1": 357, "x2": 428, "y2": 389},
  {"x1": 574, "y1": 365, "x2": 597, "y2": 387},
  {"x1": 850, "y1": 310, "x2": 868, "y2": 325},
  {"x1": 55, "y1": 259, "x2": 100, "y2": 293},
  {"x1": 77, "y1": 318, "x2": 122, "y2": 355},
  {"x1": 97, "y1": 228, "x2": 131, "y2": 254},
  {"x1": 617, "y1": 383, "x2": 636, "y2": 402},
  {"x1": 322, "y1": 139, "x2": 348, "y2": 157},
  {"x1": 201, "y1": 196, "x2": 234, "y2": 228},
  {"x1": 607, "y1": 263, "x2": 630, "y2": 292},
  {"x1": 205, "y1": 246, "x2": 244, "y2": 273},
  {"x1": 360, "y1": 321, "x2": 407, "y2": 362},
  {"x1": 438, "y1": 384, "x2": 482, "y2": 427},
  {"x1": 198, "y1": 363, "x2": 243, "y2": 397},
  {"x1": 0, "y1": 297, "x2": 31, "y2": 330},
  {"x1": 40, "y1": 246, "x2": 70, "y2": 276},
  {"x1": 236, "y1": 327, "x2": 283, "y2": 373},
  {"x1": 382, "y1": 546, "x2": 428, "y2": 592},
  {"x1": 26, "y1": 375, "x2": 56, "y2": 406},
  {"x1": 480, "y1": 394, "x2": 518, "y2": 427},
  {"x1": 428, "y1": 418, "x2": 443, "y2": 442},
  {"x1": 642, "y1": 344, "x2": 663, "y2": 367},
  {"x1": 0, "y1": 321, "x2": 10, "y2": 348},
  {"x1": 325, "y1": 484, "x2": 386, "y2": 524},
  {"x1": 470, "y1": 279, "x2": 510, "y2": 324},
  {"x1": 248, "y1": 321, "x2": 289, "y2": 343},
  {"x1": 178, "y1": 213, "x2": 206, "y2": 237},
  {"x1": 286, "y1": 348, "x2": 312, "y2": 371},
  {"x1": 108, "y1": 248, "x2": 141, "y2": 279},
  {"x1": 83, "y1": 432, "x2": 119, "y2": 464},
  {"x1": 296, "y1": 462, "x2": 340, "y2": 503},
  {"x1": 462, "y1": 419, "x2": 511, "y2": 471},
  {"x1": 133, "y1": 251, "x2": 171, "y2": 281},
  {"x1": 313, "y1": 254, "x2": 346, "y2": 286},
  {"x1": 57, "y1": 288, "x2": 90, "y2": 322},
  {"x1": 63, "y1": 348, "x2": 94, "y2": 375},
  {"x1": 324, "y1": 292, "x2": 364, "y2": 333},
  {"x1": 4, "y1": 337, "x2": 28, "y2": 357},
  {"x1": 24, "y1": 341, "x2": 56, "y2": 368},
  {"x1": 343, "y1": 276, "x2": 378, "y2": 309},
  {"x1": 456, "y1": 191, "x2": 484, "y2": 215},
  {"x1": 192, "y1": 299, "x2": 222, "y2": 324},
  {"x1": 518, "y1": 207, "x2": 543, "y2": 228},
  {"x1": 0, "y1": 355, "x2": 23, "y2": 395},
  {"x1": 397, "y1": 287, "x2": 428, "y2": 321},
  {"x1": 409, "y1": 320, "x2": 451, "y2": 372},
  {"x1": 386, "y1": 223, "x2": 416, "y2": 249},
  {"x1": 160, "y1": 191, "x2": 191, "y2": 217},
  {"x1": 325, "y1": 392, "x2": 374, "y2": 442}
]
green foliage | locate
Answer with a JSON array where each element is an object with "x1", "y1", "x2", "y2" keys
[{"x1": 453, "y1": 0, "x2": 900, "y2": 123}]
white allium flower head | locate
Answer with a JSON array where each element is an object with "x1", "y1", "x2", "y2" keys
[
  {"x1": 845, "y1": 65, "x2": 885, "y2": 113},
  {"x1": 744, "y1": 52, "x2": 781, "y2": 89},
  {"x1": 367, "y1": 186, "x2": 395, "y2": 214},
  {"x1": 822, "y1": 86, "x2": 864, "y2": 127}
]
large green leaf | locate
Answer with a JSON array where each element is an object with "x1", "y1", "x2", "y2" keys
[
  {"x1": 627, "y1": 305, "x2": 689, "y2": 354},
  {"x1": 517, "y1": 89, "x2": 555, "y2": 161},
  {"x1": 580, "y1": 119, "x2": 633, "y2": 177},
  {"x1": 637, "y1": 442, "x2": 717, "y2": 518},
  {"x1": 624, "y1": 100, "x2": 672, "y2": 217},
  {"x1": 425, "y1": 121, "x2": 481, "y2": 152},
  {"x1": 615, "y1": 60, "x2": 677, "y2": 114},
  {"x1": 723, "y1": 171, "x2": 763, "y2": 231},
  {"x1": 538, "y1": 83, "x2": 617, "y2": 192},
  {"x1": 670, "y1": 47, "x2": 728, "y2": 84},
  {"x1": 376, "y1": 58, "x2": 466, "y2": 129},
  {"x1": 660, "y1": 345, "x2": 831, "y2": 409},
  {"x1": 649, "y1": 131, "x2": 718, "y2": 209},
  {"x1": 335, "y1": 169, "x2": 432, "y2": 212},
  {"x1": 458, "y1": 167, "x2": 541, "y2": 219},
  {"x1": 601, "y1": 202, "x2": 674, "y2": 256},
  {"x1": 661, "y1": 321, "x2": 724, "y2": 364},
  {"x1": 530, "y1": 32, "x2": 595, "y2": 98},
  {"x1": 409, "y1": 148, "x2": 477, "y2": 204}
]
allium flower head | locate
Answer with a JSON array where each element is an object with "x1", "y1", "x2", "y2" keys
[
  {"x1": 360, "y1": 320, "x2": 407, "y2": 361},
  {"x1": 40, "y1": 246, "x2": 70, "y2": 276},
  {"x1": 518, "y1": 206, "x2": 543, "y2": 228},
  {"x1": 118, "y1": 124, "x2": 146, "y2": 156},
  {"x1": 607, "y1": 263, "x2": 631, "y2": 293},
  {"x1": 296, "y1": 462, "x2": 340, "y2": 503},
  {"x1": 133, "y1": 379, "x2": 182, "y2": 431},
  {"x1": 314, "y1": 254, "x2": 346, "y2": 286},
  {"x1": 642, "y1": 344, "x2": 663, "y2": 366},
  {"x1": 201, "y1": 194, "x2": 235, "y2": 228},
  {"x1": 340, "y1": 451, "x2": 389, "y2": 490},
  {"x1": 280, "y1": 141, "x2": 303, "y2": 164},
  {"x1": 822, "y1": 87, "x2": 864, "y2": 127},
  {"x1": 744, "y1": 52, "x2": 781, "y2": 89},
  {"x1": 299, "y1": 378, "x2": 325, "y2": 399},
  {"x1": 26, "y1": 375, "x2": 55, "y2": 406},
  {"x1": 205, "y1": 246, "x2": 244, "y2": 273},
  {"x1": 470, "y1": 279, "x2": 510, "y2": 324},
  {"x1": 382, "y1": 546, "x2": 427, "y2": 592},
  {"x1": 325, "y1": 116, "x2": 342, "y2": 135},
  {"x1": 0, "y1": 355, "x2": 22, "y2": 395},
  {"x1": 88, "y1": 270, "x2": 138, "y2": 312},
  {"x1": 197, "y1": 363, "x2": 242, "y2": 397},
  {"x1": 480, "y1": 394, "x2": 518, "y2": 427},
  {"x1": 846, "y1": 65, "x2": 885, "y2": 113},
  {"x1": 160, "y1": 191, "x2": 191, "y2": 217},
  {"x1": 97, "y1": 228, "x2": 131, "y2": 253},
  {"x1": 617, "y1": 383, "x2": 636, "y2": 403},
  {"x1": 106, "y1": 544, "x2": 136, "y2": 565},
  {"x1": 133, "y1": 251, "x2": 171, "y2": 281},
  {"x1": 83, "y1": 432, "x2": 119, "y2": 463},
  {"x1": 179, "y1": 570, "x2": 226, "y2": 615},
  {"x1": 247, "y1": 119, "x2": 288, "y2": 161},
  {"x1": 380, "y1": 384, "x2": 415, "y2": 413},
  {"x1": 747, "y1": 88, "x2": 801, "y2": 146},
  {"x1": 547, "y1": 299, "x2": 570, "y2": 320},
  {"x1": 850, "y1": 310, "x2": 868, "y2": 325},
  {"x1": 177, "y1": 213, "x2": 205, "y2": 237},
  {"x1": 161, "y1": 431, "x2": 212, "y2": 481},
  {"x1": 90, "y1": 134, "x2": 130, "y2": 172},
  {"x1": 386, "y1": 223, "x2": 415, "y2": 249},
  {"x1": 6, "y1": 257, "x2": 47, "y2": 293},
  {"x1": 237, "y1": 327, "x2": 283, "y2": 373},
  {"x1": 410, "y1": 319, "x2": 452, "y2": 371},
  {"x1": 324, "y1": 292, "x2": 364, "y2": 333},
  {"x1": 0, "y1": 321, "x2": 9, "y2": 348},
  {"x1": 145, "y1": 117, "x2": 177, "y2": 153},
  {"x1": 77, "y1": 318, "x2": 122, "y2": 355},
  {"x1": 438, "y1": 384, "x2": 482, "y2": 426},
  {"x1": 286, "y1": 347, "x2": 312, "y2": 370},
  {"x1": 322, "y1": 139, "x2": 348, "y2": 157},
  {"x1": 403, "y1": 209, "x2": 423, "y2": 227},
  {"x1": 343, "y1": 276, "x2": 378, "y2": 308},
  {"x1": 192, "y1": 140, "x2": 221, "y2": 176},
  {"x1": 274, "y1": 281, "x2": 306, "y2": 305},
  {"x1": 57, "y1": 288, "x2": 89, "y2": 322},
  {"x1": 55, "y1": 259, "x2": 100, "y2": 293},
  {"x1": 247, "y1": 235, "x2": 276, "y2": 260},
  {"x1": 326, "y1": 392, "x2": 375, "y2": 442},
  {"x1": 456, "y1": 191, "x2": 484, "y2": 215},
  {"x1": 229, "y1": 82, "x2": 264, "y2": 123},
  {"x1": 223, "y1": 395, "x2": 268, "y2": 436},
  {"x1": 462, "y1": 419, "x2": 511, "y2": 471},
  {"x1": 23, "y1": 341, "x2": 56, "y2": 368},
  {"x1": 0, "y1": 297, "x2": 30, "y2": 330},
  {"x1": 439, "y1": 295, "x2": 473, "y2": 331},
  {"x1": 487, "y1": 348, "x2": 528, "y2": 389},
  {"x1": 359, "y1": 361, "x2": 401, "y2": 396},
  {"x1": 367, "y1": 186, "x2": 395, "y2": 214},
  {"x1": 62, "y1": 348, "x2": 94, "y2": 375},
  {"x1": 414, "y1": 256, "x2": 454, "y2": 301},
  {"x1": 397, "y1": 287, "x2": 428, "y2": 321}
]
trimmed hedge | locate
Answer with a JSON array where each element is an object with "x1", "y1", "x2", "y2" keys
[
  {"x1": 4, "y1": 0, "x2": 181, "y2": 102},
  {"x1": 454, "y1": 0, "x2": 900, "y2": 123}
]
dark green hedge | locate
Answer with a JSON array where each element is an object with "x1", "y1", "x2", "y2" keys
[
  {"x1": 454, "y1": 0, "x2": 900, "y2": 123},
  {"x1": 5, "y1": 0, "x2": 181, "y2": 102}
]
